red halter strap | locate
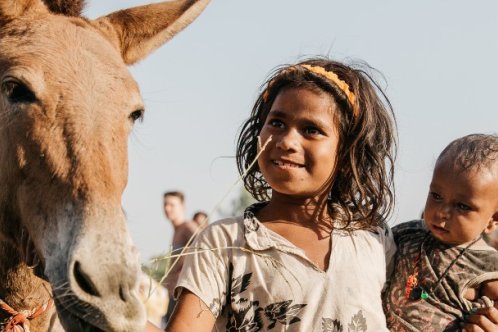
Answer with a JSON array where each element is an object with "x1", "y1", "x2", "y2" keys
[{"x1": 0, "y1": 298, "x2": 53, "y2": 332}]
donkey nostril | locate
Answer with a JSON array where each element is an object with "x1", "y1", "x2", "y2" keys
[
  {"x1": 119, "y1": 284, "x2": 129, "y2": 302},
  {"x1": 73, "y1": 261, "x2": 101, "y2": 297}
]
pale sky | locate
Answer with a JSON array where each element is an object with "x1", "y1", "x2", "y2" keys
[{"x1": 86, "y1": 1, "x2": 498, "y2": 262}]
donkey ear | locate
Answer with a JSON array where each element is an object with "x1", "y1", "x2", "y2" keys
[
  {"x1": 91, "y1": 0, "x2": 210, "y2": 65},
  {"x1": 0, "y1": 0, "x2": 48, "y2": 21}
]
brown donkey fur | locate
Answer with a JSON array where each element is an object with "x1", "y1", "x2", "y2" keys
[
  {"x1": 0, "y1": 0, "x2": 209, "y2": 331},
  {"x1": 41, "y1": 0, "x2": 85, "y2": 16}
]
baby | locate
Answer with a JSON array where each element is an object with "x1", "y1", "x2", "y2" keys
[{"x1": 383, "y1": 133, "x2": 498, "y2": 331}]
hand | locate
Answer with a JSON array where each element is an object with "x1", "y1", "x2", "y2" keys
[{"x1": 463, "y1": 307, "x2": 498, "y2": 332}]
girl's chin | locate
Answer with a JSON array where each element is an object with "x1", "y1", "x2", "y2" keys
[{"x1": 270, "y1": 189, "x2": 328, "y2": 201}]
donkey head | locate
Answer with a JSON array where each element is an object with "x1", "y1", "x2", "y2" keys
[{"x1": 0, "y1": 0, "x2": 209, "y2": 330}]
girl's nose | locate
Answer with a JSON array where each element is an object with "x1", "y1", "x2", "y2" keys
[{"x1": 275, "y1": 130, "x2": 299, "y2": 151}]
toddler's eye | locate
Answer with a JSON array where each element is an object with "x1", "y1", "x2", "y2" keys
[
  {"x1": 456, "y1": 203, "x2": 471, "y2": 211},
  {"x1": 430, "y1": 192, "x2": 442, "y2": 201}
]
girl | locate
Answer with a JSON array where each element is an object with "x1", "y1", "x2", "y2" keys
[{"x1": 166, "y1": 57, "x2": 397, "y2": 331}]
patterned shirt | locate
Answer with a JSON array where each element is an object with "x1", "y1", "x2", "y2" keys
[
  {"x1": 383, "y1": 220, "x2": 498, "y2": 332},
  {"x1": 176, "y1": 204, "x2": 395, "y2": 331}
]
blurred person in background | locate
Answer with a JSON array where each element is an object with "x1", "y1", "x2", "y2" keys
[
  {"x1": 162, "y1": 191, "x2": 199, "y2": 324},
  {"x1": 192, "y1": 210, "x2": 208, "y2": 229}
]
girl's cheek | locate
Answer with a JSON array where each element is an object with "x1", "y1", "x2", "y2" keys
[{"x1": 259, "y1": 129, "x2": 273, "y2": 146}]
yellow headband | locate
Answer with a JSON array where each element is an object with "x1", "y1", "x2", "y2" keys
[{"x1": 263, "y1": 64, "x2": 359, "y2": 118}]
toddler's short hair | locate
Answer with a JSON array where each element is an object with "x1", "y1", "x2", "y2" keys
[{"x1": 438, "y1": 134, "x2": 498, "y2": 172}]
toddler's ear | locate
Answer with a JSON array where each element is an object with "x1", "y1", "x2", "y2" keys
[{"x1": 484, "y1": 212, "x2": 498, "y2": 234}]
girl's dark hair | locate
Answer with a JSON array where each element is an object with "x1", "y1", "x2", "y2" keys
[{"x1": 236, "y1": 57, "x2": 397, "y2": 230}]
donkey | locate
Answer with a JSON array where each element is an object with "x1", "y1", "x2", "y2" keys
[{"x1": 0, "y1": 0, "x2": 209, "y2": 330}]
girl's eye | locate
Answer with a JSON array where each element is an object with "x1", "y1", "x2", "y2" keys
[
  {"x1": 304, "y1": 126, "x2": 321, "y2": 136},
  {"x1": 268, "y1": 119, "x2": 284, "y2": 128},
  {"x1": 456, "y1": 203, "x2": 472, "y2": 211},
  {"x1": 430, "y1": 192, "x2": 442, "y2": 201}
]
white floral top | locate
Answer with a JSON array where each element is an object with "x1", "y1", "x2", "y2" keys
[{"x1": 176, "y1": 204, "x2": 395, "y2": 331}]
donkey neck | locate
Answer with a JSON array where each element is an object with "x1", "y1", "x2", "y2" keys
[{"x1": 0, "y1": 210, "x2": 55, "y2": 330}]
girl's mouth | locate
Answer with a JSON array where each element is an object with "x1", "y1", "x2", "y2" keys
[{"x1": 272, "y1": 160, "x2": 304, "y2": 169}]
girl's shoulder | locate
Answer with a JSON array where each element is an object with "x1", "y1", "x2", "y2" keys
[
  {"x1": 334, "y1": 222, "x2": 394, "y2": 248},
  {"x1": 207, "y1": 216, "x2": 244, "y2": 229},
  {"x1": 203, "y1": 202, "x2": 264, "y2": 236},
  {"x1": 336, "y1": 221, "x2": 391, "y2": 238},
  {"x1": 194, "y1": 216, "x2": 245, "y2": 247}
]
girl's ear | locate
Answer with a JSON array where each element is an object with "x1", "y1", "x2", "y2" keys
[{"x1": 91, "y1": 0, "x2": 210, "y2": 65}]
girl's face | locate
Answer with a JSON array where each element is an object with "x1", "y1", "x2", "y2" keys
[{"x1": 258, "y1": 87, "x2": 340, "y2": 199}]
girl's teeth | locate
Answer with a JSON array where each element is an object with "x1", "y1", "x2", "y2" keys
[{"x1": 275, "y1": 160, "x2": 300, "y2": 168}]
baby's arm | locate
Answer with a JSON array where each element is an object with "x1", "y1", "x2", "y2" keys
[
  {"x1": 482, "y1": 279, "x2": 498, "y2": 309},
  {"x1": 464, "y1": 279, "x2": 498, "y2": 309}
]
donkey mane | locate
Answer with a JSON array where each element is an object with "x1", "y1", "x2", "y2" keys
[{"x1": 42, "y1": 0, "x2": 85, "y2": 16}]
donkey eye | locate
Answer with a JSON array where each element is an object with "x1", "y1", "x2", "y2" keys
[
  {"x1": 1, "y1": 78, "x2": 36, "y2": 104},
  {"x1": 129, "y1": 109, "x2": 144, "y2": 123}
]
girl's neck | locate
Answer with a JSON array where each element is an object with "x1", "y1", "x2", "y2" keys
[{"x1": 258, "y1": 192, "x2": 332, "y2": 226}]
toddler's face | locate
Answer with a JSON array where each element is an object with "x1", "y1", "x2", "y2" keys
[{"x1": 423, "y1": 157, "x2": 498, "y2": 245}]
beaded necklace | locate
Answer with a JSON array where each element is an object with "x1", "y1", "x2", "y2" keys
[{"x1": 404, "y1": 232, "x2": 481, "y2": 301}]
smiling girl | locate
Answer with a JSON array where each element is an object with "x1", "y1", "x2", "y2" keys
[{"x1": 164, "y1": 57, "x2": 397, "y2": 331}]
